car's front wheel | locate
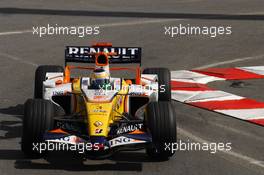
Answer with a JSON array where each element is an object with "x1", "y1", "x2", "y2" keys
[
  {"x1": 21, "y1": 99, "x2": 55, "y2": 157},
  {"x1": 145, "y1": 101, "x2": 177, "y2": 160}
]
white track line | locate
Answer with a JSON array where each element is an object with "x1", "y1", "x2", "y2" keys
[
  {"x1": 100, "y1": 18, "x2": 181, "y2": 27},
  {"x1": 178, "y1": 127, "x2": 264, "y2": 170},
  {"x1": 0, "y1": 30, "x2": 32, "y2": 36},
  {"x1": 0, "y1": 19, "x2": 181, "y2": 36},
  {"x1": 194, "y1": 54, "x2": 264, "y2": 69}
]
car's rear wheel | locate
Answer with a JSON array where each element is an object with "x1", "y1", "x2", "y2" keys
[
  {"x1": 21, "y1": 99, "x2": 55, "y2": 157},
  {"x1": 145, "y1": 101, "x2": 177, "y2": 160},
  {"x1": 143, "y1": 68, "x2": 171, "y2": 101},
  {"x1": 34, "y1": 65, "x2": 64, "y2": 98}
]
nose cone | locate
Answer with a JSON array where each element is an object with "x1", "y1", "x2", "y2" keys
[{"x1": 86, "y1": 103, "x2": 113, "y2": 136}]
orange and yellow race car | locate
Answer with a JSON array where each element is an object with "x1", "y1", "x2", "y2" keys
[{"x1": 21, "y1": 43, "x2": 177, "y2": 160}]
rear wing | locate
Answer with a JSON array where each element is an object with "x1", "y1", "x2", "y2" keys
[{"x1": 65, "y1": 46, "x2": 142, "y2": 65}]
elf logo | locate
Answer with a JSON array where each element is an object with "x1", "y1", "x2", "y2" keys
[{"x1": 95, "y1": 129, "x2": 103, "y2": 134}]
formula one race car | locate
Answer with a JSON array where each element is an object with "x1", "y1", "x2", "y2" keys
[{"x1": 21, "y1": 43, "x2": 177, "y2": 160}]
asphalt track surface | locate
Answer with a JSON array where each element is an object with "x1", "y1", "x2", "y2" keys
[{"x1": 0, "y1": 0, "x2": 264, "y2": 175}]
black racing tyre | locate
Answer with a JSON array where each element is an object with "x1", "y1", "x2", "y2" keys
[
  {"x1": 21, "y1": 99, "x2": 55, "y2": 157},
  {"x1": 34, "y1": 65, "x2": 64, "y2": 98},
  {"x1": 145, "y1": 101, "x2": 177, "y2": 160},
  {"x1": 143, "y1": 68, "x2": 171, "y2": 101}
]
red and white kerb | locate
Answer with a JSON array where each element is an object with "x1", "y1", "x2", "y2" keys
[{"x1": 171, "y1": 66, "x2": 264, "y2": 126}]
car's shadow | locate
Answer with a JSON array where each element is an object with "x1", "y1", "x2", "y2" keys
[
  {"x1": 0, "y1": 104, "x2": 24, "y2": 139},
  {"x1": 0, "y1": 149, "x2": 161, "y2": 171}
]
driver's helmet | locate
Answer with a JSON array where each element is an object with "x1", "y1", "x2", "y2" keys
[{"x1": 90, "y1": 68, "x2": 110, "y2": 89}]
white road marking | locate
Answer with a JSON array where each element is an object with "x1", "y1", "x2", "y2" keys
[
  {"x1": 172, "y1": 90, "x2": 244, "y2": 103},
  {"x1": 0, "y1": 52, "x2": 38, "y2": 67},
  {"x1": 194, "y1": 55, "x2": 264, "y2": 69},
  {"x1": 239, "y1": 66, "x2": 264, "y2": 75},
  {"x1": 99, "y1": 19, "x2": 181, "y2": 27},
  {"x1": 171, "y1": 70, "x2": 225, "y2": 84},
  {"x1": 0, "y1": 30, "x2": 32, "y2": 36},
  {"x1": 178, "y1": 127, "x2": 264, "y2": 170},
  {"x1": 216, "y1": 108, "x2": 264, "y2": 120},
  {"x1": 0, "y1": 19, "x2": 181, "y2": 36}
]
